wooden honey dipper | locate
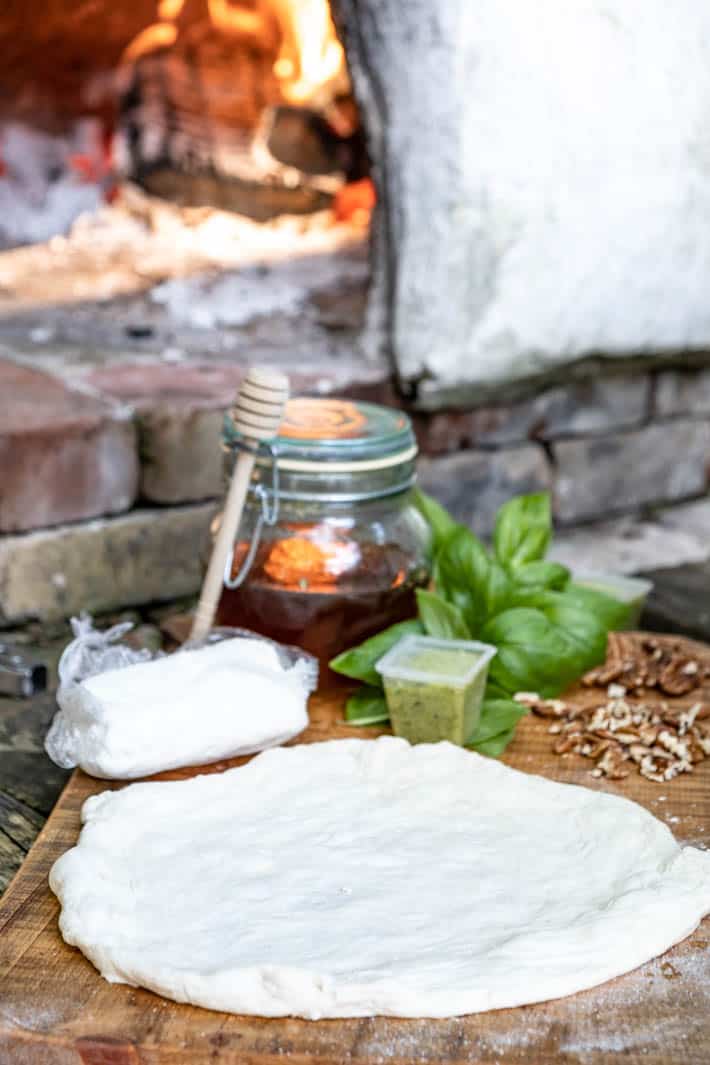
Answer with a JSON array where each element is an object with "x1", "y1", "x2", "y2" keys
[{"x1": 190, "y1": 366, "x2": 290, "y2": 644}]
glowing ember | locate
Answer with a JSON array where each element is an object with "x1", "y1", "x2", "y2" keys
[{"x1": 333, "y1": 177, "x2": 376, "y2": 226}]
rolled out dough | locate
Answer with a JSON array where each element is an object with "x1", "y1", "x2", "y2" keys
[{"x1": 50, "y1": 738, "x2": 710, "y2": 1019}]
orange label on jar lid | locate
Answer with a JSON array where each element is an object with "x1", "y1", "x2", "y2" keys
[{"x1": 279, "y1": 399, "x2": 368, "y2": 440}]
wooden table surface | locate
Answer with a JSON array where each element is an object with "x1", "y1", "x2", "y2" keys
[{"x1": 1, "y1": 678, "x2": 709, "y2": 1065}]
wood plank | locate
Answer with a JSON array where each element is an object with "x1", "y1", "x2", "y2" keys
[
  {"x1": 0, "y1": 677, "x2": 709, "y2": 1063},
  {"x1": 0, "y1": 793, "x2": 45, "y2": 853},
  {"x1": 0, "y1": 829, "x2": 24, "y2": 897}
]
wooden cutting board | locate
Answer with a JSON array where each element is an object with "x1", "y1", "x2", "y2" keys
[{"x1": 1, "y1": 637, "x2": 709, "y2": 1065}]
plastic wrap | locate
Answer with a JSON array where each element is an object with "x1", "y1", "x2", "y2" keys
[{"x1": 46, "y1": 616, "x2": 319, "y2": 779}]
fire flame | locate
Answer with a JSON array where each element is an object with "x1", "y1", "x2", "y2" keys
[
  {"x1": 121, "y1": 0, "x2": 349, "y2": 108},
  {"x1": 270, "y1": 0, "x2": 349, "y2": 107}
]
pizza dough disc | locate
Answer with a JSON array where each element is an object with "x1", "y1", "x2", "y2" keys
[{"x1": 50, "y1": 737, "x2": 710, "y2": 1019}]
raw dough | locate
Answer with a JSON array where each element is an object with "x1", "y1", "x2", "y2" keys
[
  {"x1": 45, "y1": 637, "x2": 313, "y2": 779},
  {"x1": 50, "y1": 737, "x2": 710, "y2": 1019}
]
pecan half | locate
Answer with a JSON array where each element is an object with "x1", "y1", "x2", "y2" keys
[{"x1": 658, "y1": 656, "x2": 700, "y2": 696}]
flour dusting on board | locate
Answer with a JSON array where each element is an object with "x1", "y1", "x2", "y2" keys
[{"x1": 351, "y1": 939, "x2": 710, "y2": 1062}]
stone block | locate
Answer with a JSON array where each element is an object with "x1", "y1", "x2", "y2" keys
[
  {"x1": 655, "y1": 368, "x2": 710, "y2": 417},
  {"x1": 533, "y1": 377, "x2": 651, "y2": 440},
  {"x1": 83, "y1": 362, "x2": 242, "y2": 504},
  {"x1": 414, "y1": 376, "x2": 651, "y2": 453},
  {"x1": 656, "y1": 497, "x2": 710, "y2": 543},
  {"x1": 0, "y1": 503, "x2": 216, "y2": 623},
  {"x1": 549, "y1": 511, "x2": 710, "y2": 576},
  {"x1": 417, "y1": 445, "x2": 551, "y2": 538},
  {"x1": 0, "y1": 360, "x2": 139, "y2": 532},
  {"x1": 554, "y1": 421, "x2": 710, "y2": 525}
]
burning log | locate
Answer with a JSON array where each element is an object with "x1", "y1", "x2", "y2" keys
[{"x1": 0, "y1": 0, "x2": 365, "y2": 221}]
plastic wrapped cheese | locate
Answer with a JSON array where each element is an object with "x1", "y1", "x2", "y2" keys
[{"x1": 45, "y1": 620, "x2": 317, "y2": 779}]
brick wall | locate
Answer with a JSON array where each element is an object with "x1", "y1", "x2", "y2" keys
[{"x1": 3, "y1": 353, "x2": 710, "y2": 623}]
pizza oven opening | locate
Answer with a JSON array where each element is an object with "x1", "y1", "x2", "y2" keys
[{"x1": 0, "y1": 0, "x2": 374, "y2": 356}]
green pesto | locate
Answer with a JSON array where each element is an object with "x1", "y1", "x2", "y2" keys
[
  {"x1": 398, "y1": 647, "x2": 483, "y2": 677},
  {"x1": 383, "y1": 667, "x2": 488, "y2": 746}
]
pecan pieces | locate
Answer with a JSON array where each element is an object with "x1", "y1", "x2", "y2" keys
[
  {"x1": 582, "y1": 634, "x2": 705, "y2": 697},
  {"x1": 518, "y1": 689, "x2": 710, "y2": 783}
]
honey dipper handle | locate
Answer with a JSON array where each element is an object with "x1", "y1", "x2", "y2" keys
[{"x1": 190, "y1": 368, "x2": 289, "y2": 644}]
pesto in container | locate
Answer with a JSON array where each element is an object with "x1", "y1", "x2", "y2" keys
[{"x1": 375, "y1": 635, "x2": 497, "y2": 746}]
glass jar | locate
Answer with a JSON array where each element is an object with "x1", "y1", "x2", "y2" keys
[{"x1": 215, "y1": 398, "x2": 431, "y2": 677}]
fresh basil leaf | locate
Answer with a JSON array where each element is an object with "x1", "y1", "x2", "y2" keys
[
  {"x1": 534, "y1": 592, "x2": 607, "y2": 663},
  {"x1": 508, "y1": 588, "x2": 609, "y2": 669},
  {"x1": 433, "y1": 556, "x2": 478, "y2": 629},
  {"x1": 416, "y1": 589, "x2": 471, "y2": 640},
  {"x1": 468, "y1": 698, "x2": 528, "y2": 746},
  {"x1": 483, "y1": 679, "x2": 513, "y2": 701},
  {"x1": 481, "y1": 607, "x2": 598, "y2": 698},
  {"x1": 514, "y1": 560, "x2": 570, "y2": 591},
  {"x1": 482, "y1": 560, "x2": 514, "y2": 619},
  {"x1": 493, "y1": 493, "x2": 552, "y2": 569},
  {"x1": 470, "y1": 726, "x2": 518, "y2": 757},
  {"x1": 563, "y1": 583, "x2": 634, "y2": 632},
  {"x1": 344, "y1": 687, "x2": 390, "y2": 726},
  {"x1": 329, "y1": 619, "x2": 423, "y2": 686},
  {"x1": 436, "y1": 526, "x2": 491, "y2": 593},
  {"x1": 412, "y1": 488, "x2": 458, "y2": 553},
  {"x1": 434, "y1": 526, "x2": 494, "y2": 635}
]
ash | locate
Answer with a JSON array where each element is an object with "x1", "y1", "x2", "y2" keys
[{"x1": 0, "y1": 177, "x2": 370, "y2": 369}]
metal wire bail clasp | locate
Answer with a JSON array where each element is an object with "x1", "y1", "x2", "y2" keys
[{"x1": 223, "y1": 440, "x2": 280, "y2": 590}]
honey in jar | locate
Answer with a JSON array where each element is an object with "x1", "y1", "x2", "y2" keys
[{"x1": 215, "y1": 398, "x2": 431, "y2": 678}]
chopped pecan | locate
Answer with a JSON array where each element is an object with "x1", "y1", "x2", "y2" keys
[
  {"x1": 638, "y1": 723, "x2": 660, "y2": 747},
  {"x1": 543, "y1": 632, "x2": 709, "y2": 784},
  {"x1": 678, "y1": 703, "x2": 702, "y2": 736},
  {"x1": 596, "y1": 746, "x2": 630, "y2": 779},
  {"x1": 553, "y1": 733, "x2": 582, "y2": 755},
  {"x1": 691, "y1": 725, "x2": 710, "y2": 756},
  {"x1": 521, "y1": 694, "x2": 569, "y2": 717},
  {"x1": 583, "y1": 661, "x2": 625, "y2": 687},
  {"x1": 658, "y1": 656, "x2": 700, "y2": 696},
  {"x1": 578, "y1": 736, "x2": 611, "y2": 759},
  {"x1": 613, "y1": 730, "x2": 641, "y2": 745},
  {"x1": 657, "y1": 730, "x2": 691, "y2": 760},
  {"x1": 687, "y1": 739, "x2": 707, "y2": 764},
  {"x1": 513, "y1": 691, "x2": 542, "y2": 708}
]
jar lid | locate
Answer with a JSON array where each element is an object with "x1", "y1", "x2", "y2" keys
[{"x1": 225, "y1": 397, "x2": 417, "y2": 473}]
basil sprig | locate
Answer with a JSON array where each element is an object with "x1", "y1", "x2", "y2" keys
[{"x1": 331, "y1": 491, "x2": 633, "y2": 756}]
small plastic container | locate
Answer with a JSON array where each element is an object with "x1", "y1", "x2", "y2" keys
[
  {"x1": 375, "y1": 635, "x2": 497, "y2": 746},
  {"x1": 574, "y1": 572, "x2": 653, "y2": 629}
]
